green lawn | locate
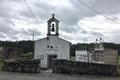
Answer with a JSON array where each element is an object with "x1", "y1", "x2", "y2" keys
[
  {"x1": 118, "y1": 56, "x2": 120, "y2": 65},
  {"x1": 22, "y1": 52, "x2": 33, "y2": 60}
]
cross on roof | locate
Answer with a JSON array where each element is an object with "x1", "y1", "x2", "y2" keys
[{"x1": 52, "y1": 13, "x2": 55, "y2": 18}]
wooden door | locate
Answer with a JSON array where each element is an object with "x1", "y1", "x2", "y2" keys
[{"x1": 48, "y1": 55, "x2": 57, "y2": 68}]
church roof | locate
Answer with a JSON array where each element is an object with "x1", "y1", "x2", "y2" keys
[
  {"x1": 47, "y1": 14, "x2": 59, "y2": 22},
  {"x1": 58, "y1": 37, "x2": 71, "y2": 43},
  {"x1": 36, "y1": 36, "x2": 71, "y2": 44}
]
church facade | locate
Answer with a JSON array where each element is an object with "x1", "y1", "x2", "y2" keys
[{"x1": 34, "y1": 14, "x2": 71, "y2": 68}]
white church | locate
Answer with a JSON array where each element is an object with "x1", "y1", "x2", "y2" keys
[{"x1": 34, "y1": 14, "x2": 71, "y2": 68}]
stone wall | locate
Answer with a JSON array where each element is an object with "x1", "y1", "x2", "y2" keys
[{"x1": 52, "y1": 59, "x2": 118, "y2": 75}]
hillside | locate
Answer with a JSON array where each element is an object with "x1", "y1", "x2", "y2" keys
[{"x1": 0, "y1": 41, "x2": 120, "y2": 56}]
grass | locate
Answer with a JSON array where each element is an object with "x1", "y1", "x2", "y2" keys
[
  {"x1": 118, "y1": 56, "x2": 120, "y2": 65},
  {"x1": 22, "y1": 52, "x2": 33, "y2": 60},
  {"x1": 70, "y1": 56, "x2": 75, "y2": 61}
]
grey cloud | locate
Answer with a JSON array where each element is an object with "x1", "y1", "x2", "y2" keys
[
  {"x1": 19, "y1": 10, "x2": 35, "y2": 18},
  {"x1": 0, "y1": 18, "x2": 20, "y2": 39},
  {"x1": 20, "y1": 1, "x2": 54, "y2": 20},
  {"x1": 90, "y1": 31, "x2": 103, "y2": 36},
  {"x1": 80, "y1": 37, "x2": 88, "y2": 42},
  {"x1": 110, "y1": 16, "x2": 120, "y2": 21},
  {"x1": 27, "y1": 29, "x2": 41, "y2": 36},
  {"x1": 79, "y1": 26, "x2": 87, "y2": 34},
  {"x1": 0, "y1": 0, "x2": 23, "y2": 19},
  {"x1": 0, "y1": 0, "x2": 119, "y2": 43},
  {"x1": 31, "y1": 0, "x2": 87, "y2": 25},
  {"x1": 60, "y1": 24, "x2": 78, "y2": 33},
  {"x1": 0, "y1": 4, "x2": 12, "y2": 18},
  {"x1": 0, "y1": 18, "x2": 35, "y2": 40},
  {"x1": 19, "y1": 0, "x2": 109, "y2": 27},
  {"x1": 90, "y1": 0, "x2": 120, "y2": 15},
  {"x1": 0, "y1": 18, "x2": 15, "y2": 33},
  {"x1": 20, "y1": 28, "x2": 41, "y2": 36},
  {"x1": 0, "y1": 32, "x2": 6, "y2": 38},
  {"x1": 60, "y1": 23, "x2": 88, "y2": 35},
  {"x1": 0, "y1": 17, "x2": 41, "y2": 40},
  {"x1": 8, "y1": 35, "x2": 19, "y2": 40}
]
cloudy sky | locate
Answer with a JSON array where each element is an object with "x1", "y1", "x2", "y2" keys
[{"x1": 0, "y1": 0, "x2": 120, "y2": 44}]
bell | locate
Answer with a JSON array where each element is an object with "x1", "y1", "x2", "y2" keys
[{"x1": 51, "y1": 24, "x2": 55, "y2": 31}]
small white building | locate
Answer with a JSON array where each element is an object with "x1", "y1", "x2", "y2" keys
[
  {"x1": 88, "y1": 51, "x2": 94, "y2": 63},
  {"x1": 75, "y1": 38, "x2": 118, "y2": 65},
  {"x1": 34, "y1": 14, "x2": 71, "y2": 68},
  {"x1": 75, "y1": 50, "x2": 88, "y2": 62},
  {"x1": 92, "y1": 38, "x2": 104, "y2": 64}
]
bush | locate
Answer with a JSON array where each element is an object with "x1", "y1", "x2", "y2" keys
[{"x1": 0, "y1": 60, "x2": 4, "y2": 71}]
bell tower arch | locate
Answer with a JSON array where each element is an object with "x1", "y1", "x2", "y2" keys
[{"x1": 47, "y1": 14, "x2": 59, "y2": 36}]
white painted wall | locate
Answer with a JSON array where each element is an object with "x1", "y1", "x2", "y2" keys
[
  {"x1": 88, "y1": 52, "x2": 93, "y2": 63},
  {"x1": 34, "y1": 35, "x2": 70, "y2": 68},
  {"x1": 75, "y1": 50, "x2": 88, "y2": 62}
]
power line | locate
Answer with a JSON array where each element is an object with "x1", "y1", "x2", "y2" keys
[
  {"x1": 78, "y1": 1, "x2": 120, "y2": 25},
  {"x1": 23, "y1": 0, "x2": 46, "y2": 34},
  {"x1": 23, "y1": 0, "x2": 36, "y2": 20}
]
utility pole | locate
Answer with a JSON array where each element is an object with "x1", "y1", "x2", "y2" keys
[
  {"x1": 33, "y1": 32, "x2": 35, "y2": 41},
  {"x1": 32, "y1": 32, "x2": 35, "y2": 59}
]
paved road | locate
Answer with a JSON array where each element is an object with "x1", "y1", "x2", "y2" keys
[{"x1": 0, "y1": 71, "x2": 120, "y2": 80}]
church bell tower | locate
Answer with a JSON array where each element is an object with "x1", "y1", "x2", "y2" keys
[{"x1": 47, "y1": 14, "x2": 59, "y2": 36}]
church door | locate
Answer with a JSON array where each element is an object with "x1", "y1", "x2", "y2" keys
[{"x1": 48, "y1": 55, "x2": 57, "y2": 68}]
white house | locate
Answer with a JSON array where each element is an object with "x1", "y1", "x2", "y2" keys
[
  {"x1": 34, "y1": 14, "x2": 71, "y2": 68},
  {"x1": 75, "y1": 50, "x2": 88, "y2": 62}
]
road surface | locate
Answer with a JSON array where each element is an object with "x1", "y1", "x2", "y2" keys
[{"x1": 0, "y1": 71, "x2": 120, "y2": 80}]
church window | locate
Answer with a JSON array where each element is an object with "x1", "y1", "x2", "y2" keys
[
  {"x1": 51, "y1": 46, "x2": 53, "y2": 49},
  {"x1": 47, "y1": 45, "x2": 49, "y2": 48}
]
